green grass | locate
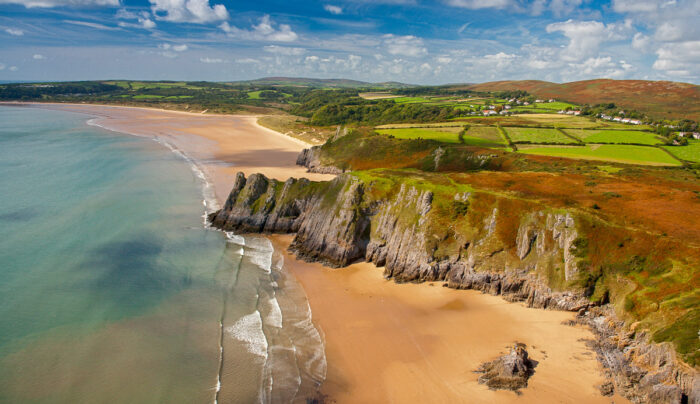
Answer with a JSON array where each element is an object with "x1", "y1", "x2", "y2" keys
[
  {"x1": 391, "y1": 96, "x2": 433, "y2": 104},
  {"x1": 376, "y1": 128, "x2": 460, "y2": 143},
  {"x1": 663, "y1": 140, "x2": 700, "y2": 163},
  {"x1": 132, "y1": 94, "x2": 164, "y2": 99},
  {"x1": 248, "y1": 91, "x2": 263, "y2": 99},
  {"x1": 519, "y1": 144, "x2": 683, "y2": 166},
  {"x1": 376, "y1": 127, "x2": 505, "y2": 147},
  {"x1": 564, "y1": 129, "x2": 662, "y2": 145},
  {"x1": 505, "y1": 127, "x2": 579, "y2": 144}
]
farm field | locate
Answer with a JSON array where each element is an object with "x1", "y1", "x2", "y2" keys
[
  {"x1": 663, "y1": 140, "x2": 700, "y2": 163},
  {"x1": 564, "y1": 129, "x2": 662, "y2": 145},
  {"x1": 465, "y1": 126, "x2": 505, "y2": 144},
  {"x1": 376, "y1": 127, "x2": 505, "y2": 147},
  {"x1": 359, "y1": 92, "x2": 401, "y2": 100},
  {"x1": 376, "y1": 127, "x2": 461, "y2": 143},
  {"x1": 518, "y1": 144, "x2": 683, "y2": 166},
  {"x1": 504, "y1": 127, "x2": 579, "y2": 144}
]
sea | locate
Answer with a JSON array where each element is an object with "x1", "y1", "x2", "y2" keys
[{"x1": 0, "y1": 106, "x2": 325, "y2": 403}]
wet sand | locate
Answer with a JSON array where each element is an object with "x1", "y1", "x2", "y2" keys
[{"x1": 16, "y1": 102, "x2": 628, "y2": 403}]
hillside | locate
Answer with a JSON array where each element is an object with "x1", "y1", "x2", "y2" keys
[
  {"x1": 233, "y1": 77, "x2": 413, "y2": 89},
  {"x1": 462, "y1": 79, "x2": 700, "y2": 121}
]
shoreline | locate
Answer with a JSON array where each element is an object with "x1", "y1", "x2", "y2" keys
[{"x1": 4, "y1": 103, "x2": 628, "y2": 403}]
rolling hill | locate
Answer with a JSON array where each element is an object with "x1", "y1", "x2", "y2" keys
[
  {"x1": 233, "y1": 77, "x2": 413, "y2": 89},
  {"x1": 461, "y1": 79, "x2": 700, "y2": 121}
]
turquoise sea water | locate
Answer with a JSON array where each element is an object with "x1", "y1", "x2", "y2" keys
[{"x1": 0, "y1": 106, "x2": 324, "y2": 403}]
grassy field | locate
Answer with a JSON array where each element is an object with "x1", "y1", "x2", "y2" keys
[
  {"x1": 248, "y1": 90, "x2": 263, "y2": 99},
  {"x1": 519, "y1": 144, "x2": 683, "y2": 166},
  {"x1": 564, "y1": 129, "x2": 662, "y2": 145},
  {"x1": 376, "y1": 127, "x2": 460, "y2": 143},
  {"x1": 466, "y1": 126, "x2": 505, "y2": 143},
  {"x1": 505, "y1": 127, "x2": 579, "y2": 144},
  {"x1": 376, "y1": 127, "x2": 506, "y2": 147},
  {"x1": 663, "y1": 140, "x2": 700, "y2": 163},
  {"x1": 392, "y1": 96, "x2": 432, "y2": 104}
]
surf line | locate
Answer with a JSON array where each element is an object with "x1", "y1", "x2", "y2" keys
[{"x1": 214, "y1": 237, "x2": 245, "y2": 404}]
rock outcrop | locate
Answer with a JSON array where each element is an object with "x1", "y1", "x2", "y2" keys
[
  {"x1": 208, "y1": 171, "x2": 698, "y2": 404},
  {"x1": 296, "y1": 147, "x2": 344, "y2": 175},
  {"x1": 476, "y1": 343, "x2": 535, "y2": 391}
]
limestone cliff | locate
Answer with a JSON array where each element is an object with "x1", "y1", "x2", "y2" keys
[{"x1": 209, "y1": 171, "x2": 698, "y2": 404}]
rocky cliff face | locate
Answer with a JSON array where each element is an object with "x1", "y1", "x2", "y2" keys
[
  {"x1": 296, "y1": 147, "x2": 344, "y2": 175},
  {"x1": 209, "y1": 171, "x2": 698, "y2": 404}
]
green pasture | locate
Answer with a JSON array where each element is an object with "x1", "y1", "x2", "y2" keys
[
  {"x1": 504, "y1": 127, "x2": 579, "y2": 144},
  {"x1": 519, "y1": 144, "x2": 683, "y2": 166},
  {"x1": 663, "y1": 140, "x2": 700, "y2": 163},
  {"x1": 564, "y1": 129, "x2": 662, "y2": 145}
]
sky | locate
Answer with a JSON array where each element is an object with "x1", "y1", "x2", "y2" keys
[{"x1": 0, "y1": 0, "x2": 698, "y2": 84}]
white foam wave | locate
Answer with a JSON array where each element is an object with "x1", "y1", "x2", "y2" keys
[
  {"x1": 226, "y1": 311, "x2": 268, "y2": 359},
  {"x1": 225, "y1": 232, "x2": 245, "y2": 246}
]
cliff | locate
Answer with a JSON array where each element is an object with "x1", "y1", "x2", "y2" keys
[{"x1": 209, "y1": 171, "x2": 699, "y2": 403}]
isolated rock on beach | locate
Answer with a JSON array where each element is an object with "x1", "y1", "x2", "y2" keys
[{"x1": 476, "y1": 343, "x2": 536, "y2": 392}]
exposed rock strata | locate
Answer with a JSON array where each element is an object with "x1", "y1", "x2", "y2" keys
[
  {"x1": 296, "y1": 147, "x2": 344, "y2": 175},
  {"x1": 208, "y1": 172, "x2": 698, "y2": 404},
  {"x1": 475, "y1": 343, "x2": 535, "y2": 391}
]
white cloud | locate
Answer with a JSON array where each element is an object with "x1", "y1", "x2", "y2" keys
[
  {"x1": 64, "y1": 19, "x2": 119, "y2": 30},
  {"x1": 150, "y1": 0, "x2": 228, "y2": 24},
  {"x1": 234, "y1": 58, "x2": 260, "y2": 64},
  {"x1": 612, "y1": 0, "x2": 658, "y2": 13},
  {"x1": 33, "y1": 53, "x2": 45, "y2": 59},
  {"x1": 263, "y1": 45, "x2": 306, "y2": 55},
  {"x1": 220, "y1": 15, "x2": 298, "y2": 42},
  {"x1": 116, "y1": 9, "x2": 156, "y2": 29},
  {"x1": 383, "y1": 34, "x2": 427, "y2": 57},
  {"x1": 158, "y1": 43, "x2": 188, "y2": 58},
  {"x1": 9, "y1": 66, "x2": 18, "y2": 71},
  {"x1": 652, "y1": 40, "x2": 700, "y2": 78},
  {"x1": 436, "y1": 56, "x2": 452, "y2": 64},
  {"x1": 632, "y1": 32, "x2": 651, "y2": 51},
  {"x1": 200, "y1": 57, "x2": 225, "y2": 63},
  {"x1": 323, "y1": 4, "x2": 342, "y2": 14},
  {"x1": 445, "y1": 0, "x2": 510, "y2": 9},
  {"x1": 548, "y1": 0, "x2": 582, "y2": 17},
  {"x1": 5, "y1": 28, "x2": 24, "y2": 36},
  {"x1": 655, "y1": 22, "x2": 683, "y2": 42},
  {"x1": 0, "y1": 0, "x2": 119, "y2": 7},
  {"x1": 546, "y1": 20, "x2": 612, "y2": 62},
  {"x1": 0, "y1": 63, "x2": 5, "y2": 70}
]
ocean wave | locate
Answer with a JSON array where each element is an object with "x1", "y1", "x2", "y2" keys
[{"x1": 225, "y1": 311, "x2": 268, "y2": 359}]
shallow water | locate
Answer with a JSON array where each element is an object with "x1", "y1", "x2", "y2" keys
[{"x1": 0, "y1": 106, "x2": 324, "y2": 403}]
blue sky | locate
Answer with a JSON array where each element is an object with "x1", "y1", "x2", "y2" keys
[{"x1": 0, "y1": 0, "x2": 698, "y2": 84}]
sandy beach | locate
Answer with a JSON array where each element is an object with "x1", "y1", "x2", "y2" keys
[{"x1": 15, "y1": 103, "x2": 627, "y2": 403}]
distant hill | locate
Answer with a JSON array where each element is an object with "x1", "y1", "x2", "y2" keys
[
  {"x1": 233, "y1": 77, "x2": 413, "y2": 89},
  {"x1": 460, "y1": 79, "x2": 700, "y2": 121}
]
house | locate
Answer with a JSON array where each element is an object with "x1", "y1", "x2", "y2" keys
[
  {"x1": 621, "y1": 118, "x2": 631, "y2": 123},
  {"x1": 488, "y1": 105, "x2": 496, "y2": 109},
  {"x1": 535, "y1": 99, "x2": 544, "y2": 103},
  {"x1": 613, "y1": 117, "x2": 622, "y2": 122},
  {"x1": 523, "y1": 101, "x2": 530, "y2": 106},
  {"x1": 601, "y1": 114, "x2": 612, "y2": 120},
  {"x1": 504, "y1": 105, "x2": 511, "y2": 109},
  {"x1": 548, "y1": 99, "x2": 555, "y2": 102},
  {"x1": 693, "y1": 133, "x2": 700, "y2": 140},
  {"x1": 574, "y1": 111, "x2": 581, "y2": 116},
  {"x1": 483, "y1": 110, "x2": 497, "y2": 116},
  {"x1": 629, "y1": 120, "x2": 642, "y2": 125},
  {"x1": 558, "y1": 110, "x2": 565, "y2": 114},
  {"x1": 499, "y1": 110, "x2": 509, "y2": 115}
]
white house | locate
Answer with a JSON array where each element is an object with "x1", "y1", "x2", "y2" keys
[
  {"x1": 574, "y1": 111, "x2": 581, "y2": 116},
  {"x1": 535, "y1": 99, "x2": 544, "y2": 103},
  {"x1": 629, "y1": 120, "x2": 642, "y2": 125},
  {"x1": 523, "y1": 101, "x2": 530, "y2": 106},
  {"x1": 483, "y1": 110, "x2": 497, "y2": 116},
  {"x1": 621, "y1": 118, "x2": 631, "y2": 123},
  {"x1": 613, "y1": 117, "x2": 622, "y2": 122},
  {"x1": 504, "y1": 105, "x2": 511, "y2": 109},
  {"x1": 548, "y1": 99, "x2": 555, "y2": 102},
  {"x1": 693, "y1": 133, "x2": 700, "y2": 140}
]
